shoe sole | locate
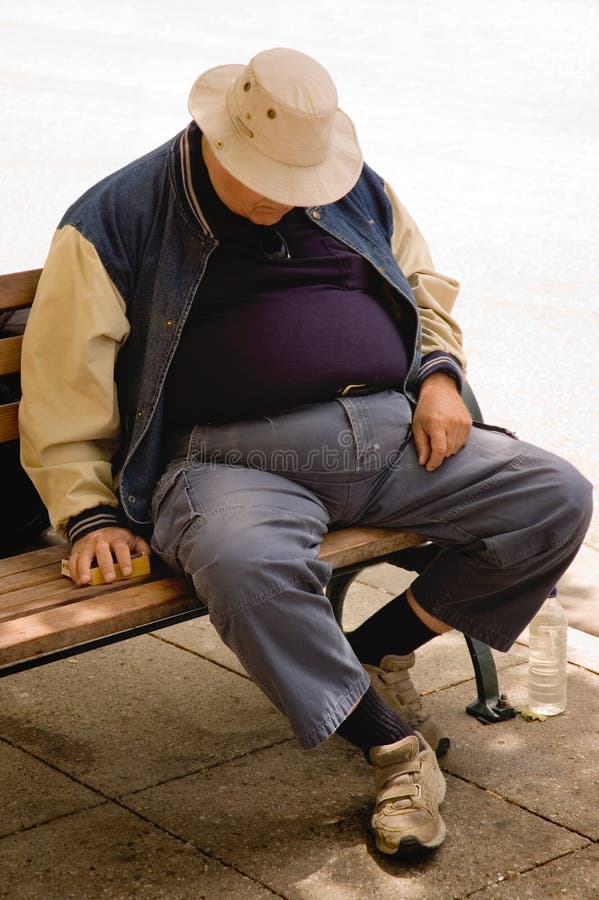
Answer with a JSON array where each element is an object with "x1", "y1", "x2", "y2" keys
[
  {"x1": 377, "y1": 824, "x2": 447, "y2": 858},
  {"x1": 418, "y1": 729, "x2": 450, "y2": 758},
  {"x1": 435, "y1": 736, "x2": 450, "y2": 758}
]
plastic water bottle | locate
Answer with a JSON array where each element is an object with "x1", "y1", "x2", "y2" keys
[{"x1": 527, "y1": 590, "x2": 568, "y2": 715}]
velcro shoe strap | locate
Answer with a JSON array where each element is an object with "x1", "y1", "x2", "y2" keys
[
  {"x1": 374, "y1": 760, "x2": 420, "y2": 792},
  {"x1": 377, "y1": 782, "x2": 419, "y2": 808},
  {"x1": 382, "y1": 670, "x2": 418, "y2": 694}
]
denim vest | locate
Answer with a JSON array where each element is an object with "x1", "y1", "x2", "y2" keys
[{"x1": 60, "y1": 130, "x2": 422, "y2": 533}]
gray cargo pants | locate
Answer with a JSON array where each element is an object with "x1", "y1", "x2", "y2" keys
[{"x1": 151, "y1": 390, "x2": 592, "y2": 748}]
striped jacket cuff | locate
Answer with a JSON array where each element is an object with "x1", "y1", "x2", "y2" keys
[
  {"x1": 417, "y1": 351, "x2": 463, "y2": 392},
  {"x1": 67, "y1": 506, "x2": 121, "y2": 544}
]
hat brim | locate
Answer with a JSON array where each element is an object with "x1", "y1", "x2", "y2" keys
[{"x1": 188, "y1": 64, "x2": 363, "y2": 207}]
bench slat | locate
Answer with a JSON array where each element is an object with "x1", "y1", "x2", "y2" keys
[
  {"x1": 0, "y1": 577, "x2": 199, "y2": 665},
  {"x1": 0, "y1": 571, "x2": 166, "y2": 624},
  {"x1": 0, "y1": 401, "x2": 19, "y2": 443},
  {"x1": 318, "y1": 527, "x2": 422, "y2": 568},
  {"x1": 0, "y1": 558, "x2": 170, "y2": 616},
  {"x1": 0, "y1": 544, "x2": 66, "y2": 578},
  {"x1": 0, "y1": 335, "x2": 22, "y2": 376},
  {"x1": 0, "y1": 269, "x2": 41, "y2": 311},
  {"x1": 0, "y1": 561, "x2": 66, "y2": 600}
]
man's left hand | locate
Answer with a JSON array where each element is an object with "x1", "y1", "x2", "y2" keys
[{"x1": 412, "y1": 372, "x2": 472, "y2": 471}]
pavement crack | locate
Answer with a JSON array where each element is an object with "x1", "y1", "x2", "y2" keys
[
  {"x1": 147, "y1": 630, "x2": 253, "y2": 680},
  {"x1": 460, "y1": 842, "x2": 594, "y2": 897},
  {"x1": 1, "y1": 728, "x2": 295, "y2": 807},
  {"x1": 0, "y1": 799, "x2": 110, "y2": 843},
  {"x1": 446, "y1": 769, "x2": 595, "y2": 841},
  {"x1": 113, "y1": 798, "x2": 290, "y2": 899},
  {"x1": 0, "y1": 732, "x2": 110, "y2": 799},
  {"x1": 119, "y1": 736, "x2": 295, "y2": 799}
]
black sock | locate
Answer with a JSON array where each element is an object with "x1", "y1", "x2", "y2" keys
[
  {"x1": 336, "y1": 685, "x2": 416, "y2": 756},
  {"x1": 347, "y1": 590, "x2": 437, "y2": 666}
]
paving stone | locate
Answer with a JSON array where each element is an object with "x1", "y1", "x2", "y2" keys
[
  {"x1": 354, "y1": 563, "x2": 414, "y2": 599},
  {"x1": 0, "y1": 636, "x2": 291, "y2": 796},
  {"x1": 428, "y1": 664, "x2": 599, "y2": 840},
  {"x1": 408, "y1": 630, "x2": 526, "y2": 694},
  {"x1": 125, "y1": 740, "x2": 586, "y2": 899},
  {"x1": 0, "y1": 803, "x2": 277, "y2": 899},
  {"x1": 150, "y1": 619, "x2": 248, "y2": 678},
  {"x1": 336, "y1": 580, "x2": 401, "y2": 633},
  {"x1": 470, "y1": 842, "x2": 598, "y2": 899},
  {"x1": 0, "y1": 740, "x2": 101, "y2": 838},
  {"x1": 555, "y1": 544, "x2": 599, "y2": 638},
  {"x1": 564, "y1": 628, "x2": 599, "y2": 674}
]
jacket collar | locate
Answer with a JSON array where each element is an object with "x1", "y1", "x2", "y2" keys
[{"x1": 174, "y1": 123, "x2": 213, "y2": 235}]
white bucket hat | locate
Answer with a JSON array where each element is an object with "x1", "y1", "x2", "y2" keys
[{"x1": 188, "y1": 47, "x2": 363, "y2": 207}]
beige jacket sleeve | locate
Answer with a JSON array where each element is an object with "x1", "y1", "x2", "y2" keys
[
  {"x1": 19, "y1": 225, "x2": 130, "y2": 536},
  {"x1": 384, "y1": 183, "x2": 466, "y2": 372}
]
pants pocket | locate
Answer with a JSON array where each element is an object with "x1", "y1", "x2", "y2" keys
[{"x1": 472, "y1": 421, "x2": 518, "y2": 439}]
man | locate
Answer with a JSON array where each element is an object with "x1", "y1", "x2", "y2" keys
[{"x1": 19, "y1": 48, "x2": 592, "y2": 857}]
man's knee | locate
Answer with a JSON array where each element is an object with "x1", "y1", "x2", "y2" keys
[
  {"x1": 544, "y1": 454, "x2": 593, "y2": 543},
  {"x1": 483, "y1": 448, "x2": 591, "y2": 568}
]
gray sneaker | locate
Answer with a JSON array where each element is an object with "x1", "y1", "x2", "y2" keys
[
  {"x1": 364, "y1": 653, "x2": 450, "y2": 757},
  {"x1": 369, "y1": 733, "x2": 446, "y2": 857}
]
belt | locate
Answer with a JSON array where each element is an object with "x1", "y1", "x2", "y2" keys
[{"x1": 336, "y1": 384, "x2": 382, "y2": 397}]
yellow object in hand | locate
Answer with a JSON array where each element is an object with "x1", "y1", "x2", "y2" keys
[{"x1": 60, "y1": 554, "x2": 151, "y2": 585}]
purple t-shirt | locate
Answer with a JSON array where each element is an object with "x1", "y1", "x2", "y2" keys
[{"x1": 165, "y1": 145, "x2": 410, "y2": 425}]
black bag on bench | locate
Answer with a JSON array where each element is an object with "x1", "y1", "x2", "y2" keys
[{"x1": 0, "y1": 309, "x2": 49, "y2": 557}]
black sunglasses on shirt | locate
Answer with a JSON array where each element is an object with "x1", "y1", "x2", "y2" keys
[{"x1": 261, "y1": 227, "x2": 291, "y2": 262}]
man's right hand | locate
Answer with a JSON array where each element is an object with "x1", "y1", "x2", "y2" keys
[{"x1": 68, "y1": 527, "x2": 151, "y2": 586}]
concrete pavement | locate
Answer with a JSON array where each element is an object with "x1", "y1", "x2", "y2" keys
[{"x1": 0, "y1": 574, "x2": 597, "y2": 898}]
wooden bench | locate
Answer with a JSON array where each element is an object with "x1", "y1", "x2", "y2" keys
[{"x1": 0, "y1": 269, "x2": 515, "y2": 724}]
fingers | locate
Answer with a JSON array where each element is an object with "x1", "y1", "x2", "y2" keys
[
  {"x1": 425, "y1": 425, "x2": 447, "y2": 471},
  {"x1": 111, "y1": 534, "x2": 152, "y2": 578},
  {"x1": 69, "y1": 540, "x2": 95, "y2": 586},
  {"x1": 132, "y1": 534, "x2": 152, "y2": 557},
  {"x1": 68, "y1": 527, "x2": 150, "y2": 586},
  {"x1": 412, "y1": 421, "x2": 431, "y2": 468},
  {"x1": 412, "y1": 412, "x2": 472, "y2": 471},
  {"x1": 94, "y1": 539, "x2": 120, "y2": 582},
  {"x1": 445, "y1": 420, "x2": 470, "y2": 458},
  {"x1": 413, "y1": 417, "x2": 449, "y2": 471},
  {"x1": 420, "y1": 420, "x2": 471, "y2": 471}
]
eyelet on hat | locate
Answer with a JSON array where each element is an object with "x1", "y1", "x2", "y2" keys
[
  {"x1": 243, "y1": 81, "x2": 251, "y2": 91},
  {"x1": 266, "y1": 108, "x2": 277, "y2": 119},
  {"x1": 215, "y1": 139, "x2": 224, "y2": 149}
]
